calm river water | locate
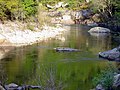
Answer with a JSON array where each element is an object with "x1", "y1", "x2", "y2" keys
[{"x1": 0, "y1": 24, "x2": 119, "y2": 90}]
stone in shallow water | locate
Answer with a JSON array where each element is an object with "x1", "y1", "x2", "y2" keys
[
  {"x1": 88, "y1": 27, "x2": 110, "y2": 33},
  {"x1": 54, "y1": 47, "x2": 80, "y2": 52}
]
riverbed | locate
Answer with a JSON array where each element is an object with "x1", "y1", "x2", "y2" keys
[{"x1": 0, "y1": 24, "x2": 119, "y2": 90}]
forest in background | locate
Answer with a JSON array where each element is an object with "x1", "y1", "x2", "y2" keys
[{"x1": 0, "y1": 0, "x2": 120, "y2": 24}]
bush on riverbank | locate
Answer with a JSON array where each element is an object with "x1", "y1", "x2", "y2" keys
[
  {"x1": 91, "y1": 0, "x2": 120, "y2": 23},
  {"x1": 92, "y1": 64, "x2": 119, "y2": 90},
  {"x1": 0, "y1": 0, "x2": 38, "y2": 21}
]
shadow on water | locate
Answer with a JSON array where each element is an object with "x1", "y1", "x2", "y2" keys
[{"x1": 0, "y1": 24, "x2": 119, "y2": 89}]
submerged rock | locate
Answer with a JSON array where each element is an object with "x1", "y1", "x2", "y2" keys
[
  {"x1": 88, "y1": 27, "x2": 110, "y2": 33},
  {"x1": 99, "y1": 46, "x2": 120, "y2": 61},
  {"x1": 54, "y1": 47, "x2": 80, "y2": 52}
]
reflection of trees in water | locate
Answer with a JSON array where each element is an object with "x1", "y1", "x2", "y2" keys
[
  {"x1": 68, "y1": 25, "x2": 112, "y2": 53},
  {"x1": 0, "y1": 62, "x2": 7, "y2": 84},
  {"x1": 33, "y1": 64, "x2": 65, "y2": 90},
  {"x1": 89, "y1": 34, "x2": 112, "y2": 52},
  {"x1": 0, "y1": 46, "x2": 38, "y2": 84}
]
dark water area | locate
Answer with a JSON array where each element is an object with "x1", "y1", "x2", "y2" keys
[{"x1": 0, "y1": 24, "x2": 119, "y2": 90}]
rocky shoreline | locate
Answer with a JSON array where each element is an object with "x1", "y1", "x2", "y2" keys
[{"x1": 0, "y1": 21, "x2": 66, "y2": 47}]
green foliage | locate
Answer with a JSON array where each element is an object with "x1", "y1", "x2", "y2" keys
[
  {"x1": 40, "y1": 0, "x2": 87, "y2": 10},
  {"x1": 93, "y1": 70, "x2": 114, "y2": 89},
  {"x1": 0, "y1": 0, "x2": 19, "y2": 20},
  {"x1": 91, "y1": 0, "x2": 120, "y2": 17},
  {"x1": 92, "y1": 64, "x2": 118, "y2": 90},
  {"x1": 66, "y1": 0, "x2": 86, "y2": 10},
  {"x1": 22, "y1": 0, "x2": 38, "y2": 18},
  {"x1": 0, "y1": 0, "x2": 38, "y2": 20}
]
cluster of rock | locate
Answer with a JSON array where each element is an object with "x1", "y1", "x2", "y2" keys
[
  {"x1": 0, "y1": 22, "x2": 66, "y2": 47},
  {"x1": 49, "y1": 9, "x2": 100, "y2": 25},
  {"x1": 0, "y1": 83, "x2": 41, "y2": 90},
  {"x1": 45, "y1": 1, "x2": 101, "y2": 25}
]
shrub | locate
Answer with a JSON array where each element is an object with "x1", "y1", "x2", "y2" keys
[{"x1": 92, "y1": 64, "x2": 119, "y2": 90}]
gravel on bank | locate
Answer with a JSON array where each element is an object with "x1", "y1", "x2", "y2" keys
[{"x1": 0, "y1": 22, "x2": 66, "y2": 47}]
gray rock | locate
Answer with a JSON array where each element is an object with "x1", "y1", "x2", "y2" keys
[
  {"x1": 54, "y1": 47, "x2": 80, "y2": 52},
  {"x1": 99, "y1": 46, "x2": 120, "y2": 61},
  {"x1": 88, "y1": 27, "x2": 110, "y2": 33},
  {"x1": 5, "y1": 83, "x2": 18, "y2": 89},
  {"x1": 71, "y1": 9, "x2": 92, "y2": 20},
  {"x1": 96, "y1": 84, "x2": 105, "y2": 90},
  {"x1": 113, "y1": 74, "x2": 120, "y2": 87}
]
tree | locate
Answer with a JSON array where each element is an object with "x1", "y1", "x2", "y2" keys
[
  {"x1": 92, "y1": 0, "x2": 120, "y2": 18},
  {"x1": 0, "y1": 0, "x2": 38, "y2": 21},
  {"x1": 0, "y1": 0, "x2": 20, "y2": 20}
]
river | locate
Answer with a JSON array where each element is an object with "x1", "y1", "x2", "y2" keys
[{"x1": 0, "y1": 24, "x2": 119, "y2": 90}]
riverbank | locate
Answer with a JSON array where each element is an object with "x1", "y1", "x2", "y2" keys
[{"x1": 0, "y1": 21, "x2": 66, "y2": 47}]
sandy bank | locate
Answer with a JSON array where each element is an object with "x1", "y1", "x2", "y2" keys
[{"x1": 0, "y1": 22, "x2": 66, "y2": 47}]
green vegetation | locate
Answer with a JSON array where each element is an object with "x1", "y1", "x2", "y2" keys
[
  {"x1": 0, "y1": 0, "x2": 38, "y2": 21},
  {"x1": 91, "y1": 0, "x2": 120, "y2": 22},
  {"x1": 92, "y1": 69, "x2": 114, "y2": 89},
  {"x1": 92, "y1": 64, "x2": 119, "y2": 90},
  {"x1": 0, "y1": 0, "x2": 90, "y2": 21},
  {"x1": 0, "y1": 0, "x2": 120, "y2": 24}
]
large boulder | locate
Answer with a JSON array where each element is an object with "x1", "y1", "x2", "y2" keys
[
  {"x1": 88, "y1": 27, "x2": 110, "y2": 33},
  {"x1": 99, "y1": 46, "x2": 120, "y2": 61}
]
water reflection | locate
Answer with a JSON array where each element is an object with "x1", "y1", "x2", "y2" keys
[
  {"x1": 0, "y1": 46, "x2": 38, "y2": 84},
  {"x1": 0, "y1": 25, "x2": 119, "y2": 89},
  {"x1": 65, "y1": 25, "x2": 112, "y2": 53}
]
